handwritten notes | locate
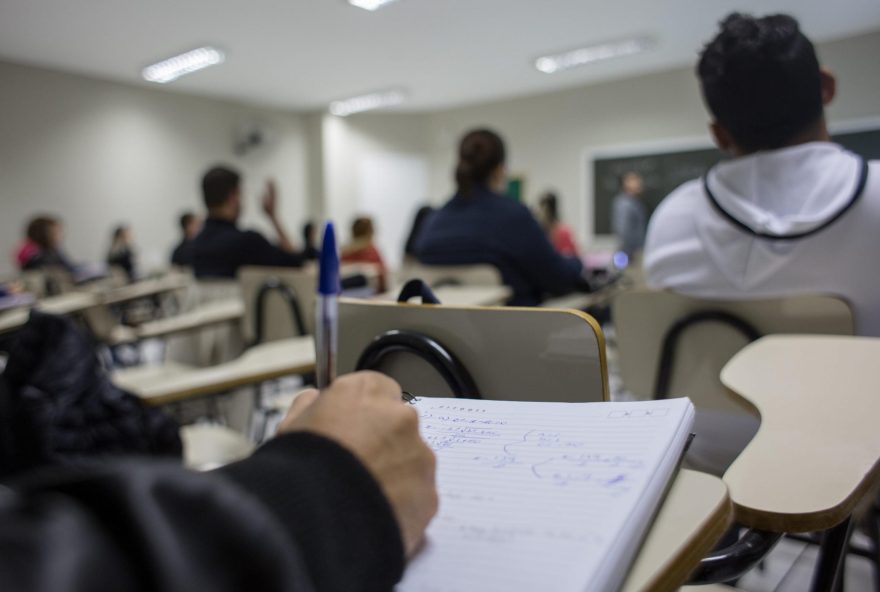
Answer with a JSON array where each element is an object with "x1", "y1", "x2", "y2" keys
[{"x1": 397, "y1": 397, "x2": 694, "y2": 592}]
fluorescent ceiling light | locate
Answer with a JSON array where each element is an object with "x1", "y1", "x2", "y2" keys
[
  {"x1": 348, "y1": 0, "x2": 398, "y2": 11},
  {"x1": 535, "y1": 37, "x2": 655, "y2": 74},
  {"x1": 329, "y1": 89, "x2": 407, "y2": 117},
  {"x1": 142, "y1": 47, "x2": 225, "y2": 84}
]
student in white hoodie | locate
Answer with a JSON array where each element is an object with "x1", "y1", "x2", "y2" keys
[{"x1": 645, "y1": 12, "x2": 880, "y2": 337}]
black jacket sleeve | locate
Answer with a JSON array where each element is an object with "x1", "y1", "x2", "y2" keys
[
  {"x1": 0, "y1": 432, "x2": 405, "y2": 592},
  {"x1": 242, "y1": 231, "x2": 305, "y2": 268}
]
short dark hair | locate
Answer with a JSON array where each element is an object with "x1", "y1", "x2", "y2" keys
[
  {"x1": 201, "y1": 165, "x2": 241, "y2": 209},
  {"x1": 539, "y1": 192, "x2": 559, "y2": 223},
  {"x1": 179, "y1": 212, "x2": 195, "y2": 231},
  {"x1": 26, "y1": 216, "x2": 59, "y2": 249},
  {"x1": 698, "y1": 13, "x2": 823, "y2": 152},
  {"x1": 351, "y1": 216, "x2": 374, "y2": 240},
  {"x1": 455, "y1": 129, "x2": 506, "y2": 196}
]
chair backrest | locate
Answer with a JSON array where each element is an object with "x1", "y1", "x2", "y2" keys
[
  {"x1": 613, "y1": 290, "x2": 854, "y2": 413},
  {"x1": 396, "y1": 262, "x2": 503, "y2": 288},
  {"x1": 338, "y1": 298, "x2": 608, "y2": 402},
  {"x1": 238, "y1": 266, "x2": 317, "y2": 344}
]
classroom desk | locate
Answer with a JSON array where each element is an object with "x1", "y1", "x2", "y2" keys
[
  {"x1": 136, "y1": 298, "x2": 244, "y2": 340},
  {"x1": 375, "y1": 285, "x2": 513, "y2": 307},
  {"x1": 0, "y1": 291, "x2": 100, "y2": 334},
  {"x1": 97, "y1": 273, "x2": 190, "y2": 305},
  {"x1": 623, "y1": 469, "x2": 732, "y2": 591},
  {"x1": 112, "y1": 336, "x2": 315, "y2": 406},
  {"x1": 721, "y1": 335, "x2": 880, "y2": 533}
]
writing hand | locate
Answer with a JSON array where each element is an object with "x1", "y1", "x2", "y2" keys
[{"x1": 279, "y1": 372, "x2": 438, "y2": 557}]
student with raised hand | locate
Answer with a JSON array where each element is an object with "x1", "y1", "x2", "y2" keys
[
  {"x1": 192, "y1": 165, "x2": 304, "y2": 279},
  {"x1": 644, "y1": 13, "x2": 880, "y2": 336},
  {"x1": 416, "y1": 129, "x2": 590, "y2": 306},
  {"x1": 0, "y1": 372, "x2": 438, "y2": 591}
]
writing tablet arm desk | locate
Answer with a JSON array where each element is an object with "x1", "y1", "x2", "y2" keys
[{"x1": 693, "y1": 335, "x2": 880, "y2": 590}]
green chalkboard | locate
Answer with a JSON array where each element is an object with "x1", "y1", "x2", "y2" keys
[{"x1": 591, "y1": 127, "x2": 880, "y2": 234}]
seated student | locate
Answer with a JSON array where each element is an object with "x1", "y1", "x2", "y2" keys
[
  {"x1": 341, "y1": 216, "x2": 388, "y2": 292},
  {"x1": 170, "y1": 211, "x2": 201, "y2": 267},
  {"x1": 193, "y1": 166, "x2": 304, "y2": 279},
  {"x1": 403, "y1": 205, "x2": 435, "y2": 263},
  {"x1": 0, "y1": 372, "x2": 438, "y2": 591},
  {"x1": 107, "y1": 224, "x2": 137, "y2": 281},
  {"x1": 301, "y1": 221, "x2": 320, "y2": 261},
  {"x1": 416, "y1": 129, "x2": 590, "y2": 306},
  {"x1": 538, "y1": 192, "x2": 580, "y2": 257},
  {"x1": 16, "y1": 215, "x2": 76, "y2": 274},
  {"x1": 644, "y1": 12, "x2": 880, "y2": 337}
]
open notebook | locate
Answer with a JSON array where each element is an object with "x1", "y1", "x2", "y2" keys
[{"x1": 398, "y1": 397, "x2": 695, "y2": 592}]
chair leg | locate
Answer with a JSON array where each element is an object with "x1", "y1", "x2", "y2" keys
[
  {"x1": 810, "y1": 515, "x2": 854, "y2": 592},
  {"x1": 864, "y1": 504, "x2": 880, "y2": 592}
]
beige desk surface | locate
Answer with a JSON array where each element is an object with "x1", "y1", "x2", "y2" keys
[
  {"x1": 113, "y1": 336, "x2": 315, "y2": 406},
  {"x1": 623, "y1": 469, "x2": 732, "y2": 592},
  {"x1": 0, "y1": 291, "x2": 100, "y2": 334},
  {"x1": 98, "y1": 274, "x2": 190, "y2": 305},
  {"x1": 136, "y1": 298, "x2": 244, "y2": 340},
  {"x1": 721, "y1": 335, "x2": 880, "y2": 533},
  {"x1": 376, "y1": 285, "x2": 513, "y2": 307}
]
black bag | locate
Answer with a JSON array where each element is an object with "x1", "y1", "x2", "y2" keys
[{"x1": 0, "y1": 311, "x2": 181, "y2": 478}]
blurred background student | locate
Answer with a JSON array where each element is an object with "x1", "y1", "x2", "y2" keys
[
  {"x1": 107, "y1": 224, "x2": 137, "y2": 281},
  {"x1": 301, "y1": 220, "x2": 320, "y2": 261},
  {"x1": 538, "y1": 191, "x2": 580, "y2": 257},
  {"x1": 402, "y1": 205, "x2": 435, "y2": 264},
  {"x1": 341, "y1": 216, "x2": 388, "y2": 292},
  {"x1": 15, "y1": 215, "x2": 76, "y2": 274},
  {"x1": 611, "y1": 171, "x2": 647, "y2": 260},
  {"x1": 416, "y1": 128, "x2": 590, "y2": 306},
  {"x1": 170, "y1": 211, "x2": 200, "y2": 268}
]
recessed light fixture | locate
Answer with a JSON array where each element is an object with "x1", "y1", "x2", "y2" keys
[
  {"x1": 142, "y1": 46, "x2": 225, "y2": 84},
  {"x1": 535, "y1": 36, "x2": 655, "y2": 74},
  {"x1": 329, "y1": 89, "x2": 407, "y2": 117},
  {"x1": 348, "y1": 0, "x2": 398, "y2": 11}
]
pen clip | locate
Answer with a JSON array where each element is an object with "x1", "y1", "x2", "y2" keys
[{"x1": 402, "y1": 391, "x2": 419, "y2": 405}]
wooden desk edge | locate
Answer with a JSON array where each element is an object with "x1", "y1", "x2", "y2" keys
[
  {"x1": 139, "y1": 362, "x2": 316, "y2": 407},
  {"x1": 641, "y1": 491, "x2": 733, "y2": 592}
]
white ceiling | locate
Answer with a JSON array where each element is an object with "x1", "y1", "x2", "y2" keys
[{"x1": 1, "y1": 0, "x2": 879, "y2": 113}]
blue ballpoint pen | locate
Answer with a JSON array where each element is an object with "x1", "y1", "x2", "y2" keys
[{"x1": 316, "y1": 221, "x2": 340, "y2": 390}]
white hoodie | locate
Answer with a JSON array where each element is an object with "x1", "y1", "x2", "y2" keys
[{"x1": 645, "y1": 142, "x2": 880, "y2": 336}]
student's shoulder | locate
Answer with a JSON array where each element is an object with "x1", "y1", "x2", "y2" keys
[{"x1": 652, "y1": 178, "x2": 705, "y2": 222}]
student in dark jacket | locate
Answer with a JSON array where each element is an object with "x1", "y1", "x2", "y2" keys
[
  {"x1": 415, "y1": 129, "x2": 589, "y2": 305},
  {"x1": 193, "y1": 166, "x2": 304, "y2": 279},
  {"x1": 0, "y1": 372, "x2": 438, "y2": 592},
  {"x1": 170, "y1": 211, "x2": 201, "y2": 267}
]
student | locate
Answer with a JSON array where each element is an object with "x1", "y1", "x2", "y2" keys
[
  {"x1": 193, "y1": 166, "x2": 304, "y2": 279},
  {"x1": 416, "y1": 129, "x2": 590, "y2": 305},
  {"x1": 0, "y1": 372, "x2": 438, "y2": 591},
  {"x1": 403, "y1": 205, "x2": 435, "y2": 262},
  {"x1": 17, "y1": 215, "x2": 76, "y2": 274},
  {"x1": 611, "y1": 172, "x2": 647, "y2": 258},
  {"x1": 538, "y1": 192, "x2": 580, "y2": 257},
  {"x1": 107, "y1": 224, "x2": 137, "y2": 281},
  {"x1": 644, "y1": 12, "x2": 880, "y2": 337},
  {"x1": 341, "y1": 216, "x2": 388, "y2": 292},
  {"x1": 301, "y1": 220, "x2": 320, "y2": 261},
  {"x1": 170, "y1": 211, "x2": 200, "y2": 267}
]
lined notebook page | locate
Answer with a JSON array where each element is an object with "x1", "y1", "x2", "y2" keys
[{"x1": 398, "y1": 397, "x2": 694, "y2": 592}]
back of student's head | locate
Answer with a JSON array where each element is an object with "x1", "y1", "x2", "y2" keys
[
  {"x1": 351, "y1": 216, "x2": 374, "y2": 240},
  {"x1": 698, "y1": 13, "x2": 823, "y2": 152},
  {"x1": 201, "y1": 165, "x2": 241, "y2": 210},
  {"x1": 455, "y1": 129, "x2": 506, "y2": 196},
  {"x1": 539, "y1": 192, "x2": 559, "y2": 223},
  {"x1": 179, "y1": 212, "x2": 195, "y2": 232},
  {"x1": 26, "y1": 216, "x2": 59, "y2": 249}
]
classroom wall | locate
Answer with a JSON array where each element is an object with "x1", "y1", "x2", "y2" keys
[
  {"x1": 425, "y1": 30, "x2": 880, "y2": 248},
  {"x1": 0, "y1": 60, "x2": 310, "y2": 278},
  {"x1": 320, "y1": 112, "x2": 431, "y2": 268}
]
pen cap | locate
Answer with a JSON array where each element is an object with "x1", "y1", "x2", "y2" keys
[{"x1": 318, "y1": 221, "x2": 340, "y2": 295}]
